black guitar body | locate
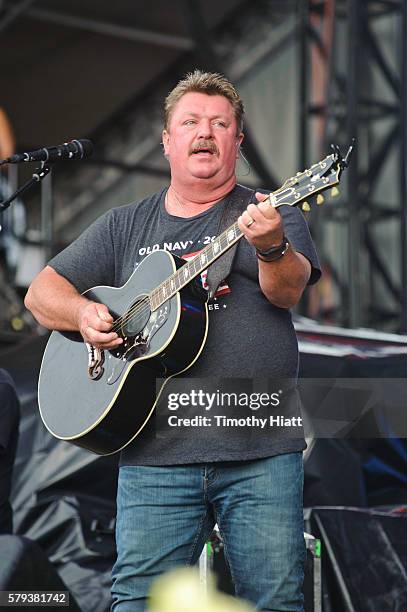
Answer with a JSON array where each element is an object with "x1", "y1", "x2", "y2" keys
[{"x1": 38, "y1": 250, "x2": 208, "y2": 455}]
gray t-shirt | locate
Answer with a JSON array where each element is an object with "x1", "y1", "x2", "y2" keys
[{"x1": 49, "y1": 185, "x2": 320, "y2": 465}]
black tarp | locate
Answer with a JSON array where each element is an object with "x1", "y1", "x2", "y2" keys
[
  {"x1": 0, "y1": 534, "x2": 81, "y2": 611},
  {"x1": 0, "y1": 369, "x2": 20, "y2": 534},
  {"x1": 298, "y1": 322, "x2": 407, "y2": 508},
  {"x1": 304, "y1": 506, "x2": 407, "y2": 612},
  {"x1": 0, "y1": 335, "x2": 118, "y2": 611}
]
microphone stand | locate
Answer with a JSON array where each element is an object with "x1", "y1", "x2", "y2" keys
[
  {"x1": 0, "y1": 161, "x2": 53, "y2": 228},
  {"x1": 0, "y1": 161, "x2": 54, "y2": 333}
]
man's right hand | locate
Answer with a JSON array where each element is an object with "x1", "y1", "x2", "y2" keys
[
  {"x1": 25, "y1": 267, "x2": 124, "y2": 347},
  {"x1": 77, "y1": 302, "x2": 123, "y2": 349}
]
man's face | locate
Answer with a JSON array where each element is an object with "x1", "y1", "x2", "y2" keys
[{"x1": 162, "y1": 92, "x2": 243, "y2": 185}]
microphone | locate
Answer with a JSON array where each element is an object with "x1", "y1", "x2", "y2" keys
[{"x1": 2, "y1": 139, "x2": 93, "y2": 164}]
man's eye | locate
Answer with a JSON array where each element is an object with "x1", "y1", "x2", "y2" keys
[{"x1": 184, "y1": 120, "x2": 196, "y2": 125}]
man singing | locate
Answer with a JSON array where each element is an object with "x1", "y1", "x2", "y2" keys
[{"x1": 25, "y1": 70, "x2": 321, "y2": 611}]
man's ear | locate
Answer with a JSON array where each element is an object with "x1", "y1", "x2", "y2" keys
[
  {"x1": 162, "y1": 130, "x2": 170, "y2": 156},
  {"x1": 236, "y1": 132, "x2": 244, "y2": 158}
]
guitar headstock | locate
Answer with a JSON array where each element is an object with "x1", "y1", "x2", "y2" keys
[{"x1": 271, "y1": 141, "x2": 354, "y2": 212}]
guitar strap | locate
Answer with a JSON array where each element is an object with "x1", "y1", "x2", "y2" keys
[{"x1": 206, "y1": 183, "x2": 256, "y2": 299}]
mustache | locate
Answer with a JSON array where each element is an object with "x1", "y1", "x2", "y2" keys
[{"x1": 190, "y1": 139, "x2": 218, "y2": 155}]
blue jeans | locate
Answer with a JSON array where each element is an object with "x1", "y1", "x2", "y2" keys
[{"x1": 111, "y1": 452, "x2": 305, "y2": 611}]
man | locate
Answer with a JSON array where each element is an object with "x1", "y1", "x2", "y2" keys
[{"x1": 25, "y1": 71, "x2": 321, "y2": 611}]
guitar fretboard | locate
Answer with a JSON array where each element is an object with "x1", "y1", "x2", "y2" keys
[
  {"x1": 149, "y1": 190, "x2": 281, "y2": 310},
  {"x1": 149, "y1": 219, "x2": 244, "y2": 311}
]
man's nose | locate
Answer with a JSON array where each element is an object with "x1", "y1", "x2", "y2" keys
[{"x1": 197, "y1": 119, "x2": 213, "y2": 139}]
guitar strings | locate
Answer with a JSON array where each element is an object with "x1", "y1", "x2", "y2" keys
[
  {"x1": 108, "y1": 216, "x2": 242, "y2": 335},
  {"x1": 109, "y1": 213, "x2": 246, "y2": 335},
  {"x1": 106, "y1": 164, "x2": 326, "y2": 336}
]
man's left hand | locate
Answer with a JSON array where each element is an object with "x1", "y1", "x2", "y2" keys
[{"x1": 237, "y1": 192, "x2": 284, "y2": 252}]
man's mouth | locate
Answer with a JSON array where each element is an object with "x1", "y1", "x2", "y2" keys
[{"x1": 193, "y1": 149, "x2": 214, "y2": 155}]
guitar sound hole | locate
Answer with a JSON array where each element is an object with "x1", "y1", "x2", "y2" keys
[{"x1": 121, "y1": 296, "x2": 151, "y2": 337}]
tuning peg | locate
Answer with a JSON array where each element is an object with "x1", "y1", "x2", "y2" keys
[
  {"x1": 302, "y1": 202, "x2": 311, "y2": 212},
  {"x1": 316, "y1": 194, "x2": 324, "y2": 205},
  {"x1": 331, "y1": 186, "x2": 340, "y2": 197}
]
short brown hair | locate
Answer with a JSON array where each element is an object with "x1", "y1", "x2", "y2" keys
[{"x1": 164, "y1": 70, "x2": 244, "y2": 134}]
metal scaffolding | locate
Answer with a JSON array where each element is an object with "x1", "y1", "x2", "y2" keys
[{"x1": 299, "y1": 0, "x2": 407, "y2": 331}]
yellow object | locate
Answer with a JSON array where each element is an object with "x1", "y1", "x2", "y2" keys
[
  {"x1": 302, "y1": 202, "x2": 311, "y2": 212},
  {"x1": 148, "y1": 567, "x2": 254, "y2": 612},
  {"x1": 331, "y1": 186, "x2": 340, "y2": 197},
  {"x1": 11, "y1": 317, "x2": 24, "y2": 331},
  {"x1": 316, "y1": 194, "x2": 324, "y2": 205}
]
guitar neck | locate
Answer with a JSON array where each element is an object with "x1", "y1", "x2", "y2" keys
[{"x1": 149, "y1": 192, "x2": 282, "y2": 311}]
